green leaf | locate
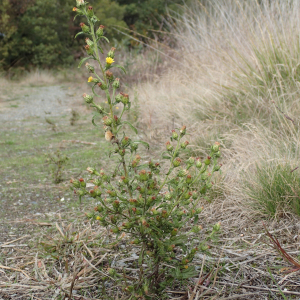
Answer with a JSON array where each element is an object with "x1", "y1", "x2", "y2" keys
[
  {"x1": 78, "y1": 56, "x2": 94, "y2": 68},
  {"x1": 194, "y1": 214, "x2": 199, "y2": 223},
  {"x1": 92, "y1": 114, "x2": 101, "y2": 127},
  {"x1": 92, "y1": 84, "x2": 101, "y2": 97},
  {"x1": 132, "y1": 140, "x2": 149, "y2": 150},
  {"x1": 74, "y1": 31, "x2": 84, "y2": 39},
  {"x1": 161, "y1": 151, "x2": 171, "y2": 160},
  {"x1": 97, "y1": 45, "x2": 104, "y2": 54},
  {"x1": 121, "y1": 121, "x2": 138, "y2": 134},
  {"x1": 100, "y1": 36, "x2": 110, "y2": 43},
  {"x1": 114, "y1": 64, "x2": 126, "y2": 74}
]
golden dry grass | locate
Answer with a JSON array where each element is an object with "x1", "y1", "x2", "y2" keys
[{"x1": 134, "y1": 0, "x2": 300, "y2": 218}]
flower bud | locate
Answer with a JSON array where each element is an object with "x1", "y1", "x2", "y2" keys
[
  {"x1": 178, "y1": 169, "x2": 188, "y2": 177},
  {"x1": 213, "y1": 222, "x2": 221, "y2": 232},
  {"x1": 187, "y1": 157, "x2": 195, "y2": 165},
  {"x1": 108, "y1": 268, "x2": 117, "y2": 277},
  {"x1": 96, "y1": 25, "x2": 105, "y2": 37},
  {"x1": 85, "y1": 37, "x2": 93, "y2": 47},
  {"x1": 192, "y1": 191, "x2": 197, "y2": 200},
  {"x1": 107, "y1": 47, "x2": 116, "y2": 59},
  {"x1": 83, "y1": 93, "x2": 93, "y2": 104},
  {"x1": 70, "y1": 179, "x2": 80, "y2": 188},
  {"x1": 122, "y1": 222, "x2": 132, "y2": 229},
  {"x1": 171, "y1": 130, "x2": 178, "y2": 140},
  {"x1": 195, "y1": 157, "x2": 202, "y2": 169},
  {"x1": 112, "y1": 78, "x2": 120, "y2": 89},
  {"x1": 79, "y1": 178, "x2": 86, "y2": 187},
  {"x1": 110, "y1": 215, "x2": 117, "y2": 224},
  {"x1": 215, "y1": 151, "x2": 221, "y2": 158},
  {"x1": 90, "y1": 189, "x2": 98, "y2": 198},
  {"x1": 180, "y1": 125, "x2": 186, "y2": 137},
  {"x1": 200, "y1": 185, "x2": 207, "y2": 194},
  {"x1": 173, "y1": 157, "x2": 181, "y2": 167},
  {"x1": 124, "y1": 285, "x2": 134, "y2": 292},
  {"x1": 76, "y1": 0, "x2": 85, "y2": 7},
  {"x1": 122, "y1": 136, "x2": 130, "y2": 147},
  {"x1": 204, "y1": 156, "x2": 211, "y2": 165},
  {"x1": 97, "y1": 82, "x2": 108, "y2": 90},
  {"x1": 166, "y1": 141, "x2": 173, "y2": 151},
  {"x1": 105, "y1": 70, "x2": 113, "y2": 81},
  {"x1": 121, "y1": 176, "x2": 129, "y2": 184},
  {"x1": 131, "y1": 143, "x2": 138, "y2": 152},
  {"x1": 206, "y1": 182, "x2": 213, "y2": 189},
  {"x1": 113, "y1": 200, "x2": 120, "y2": 208},
  {"x1": 84, "y1": 45, "x2": 94, "y2": 55},
  {"x1": 165, "y1": 192, "x2": 172, "y2": 200},
  {"x1": 196, "y1": 207, "x2": 203, "y2": 214},
  {"x1": 186, "y1": 174, "x2": 192, "y2": 184},
  {"x1": 86, "y1": 212, "x2": 94, "y2": 218},
  {"x1": 113, "y1": 115, "x2": 120, "y2": 125},
  {"x1": 120, "y1": 92, "x2": 129, "y2": 105},
  {"x1": 191, "y1": 225, "x2": 202, "y2": 233},
  {"x1": 181, "y1": 141, "x2": 189, "y2": 149},
  {"x1": 212, "y1": 142, "x2": 220, "y2": 152},
  {"x1": 87, "y1": 5, "x2": 94, "y2": 17},
  {"x1": 139, "y1": 170, "x2": 148, "y2": 181},
  {"x1": 103, "y1": 116, "x2": 113, "y2": 126},
  {"x1": 80, "y1": 22, "x2": 89, "y2": 33},
  {"x1": 129, "y1": 199, "x2": 137, "y2": 205},
  {"x1": 171, "y1": 228, "x2": 178, "y2": 236},
  {"x1": 115, "y1": 93, "x2": 122, "y2": 103},
  {"x1": 95, "y1": 205, "x2": 103, "y2": 212},
  {"x1": 213, "y1": 164, "x2": 221, "y2": 172},
  {"x1": 119, "y1": 149, "x2": 125, "y2": 156},
  {"x1": 107, "y1": 190, "x2": 117, "y2": 197},
  {"x1": 85, "y1": 63, "x2": 94, "y2": 73},
  {"x1": 184, "y1": 191, "x2": 192, "y2": 199}
]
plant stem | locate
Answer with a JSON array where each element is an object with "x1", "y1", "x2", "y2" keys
[{"x1": 156, "y1": 138, "x2": 181, "y2": 196}]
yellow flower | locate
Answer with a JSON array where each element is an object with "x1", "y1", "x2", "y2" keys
[
  {"x1": 88, "y1": 76, "x2": 93, "y2": 82},
  {"x1": 116, "y1": 106, "x2": 119, "y2": 109},
  {"x1": 73, "y1": 7, "x2": 77, "y2": 11},
  {"x1": 106, "y1": 57, "x2": 114, "y2": 65},
  {"x1": 96, "y1": 216, "x2": 100, "y2": 220}
]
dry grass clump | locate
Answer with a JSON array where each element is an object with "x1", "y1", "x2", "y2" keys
[{"x1": 134, "y1": 0, "x2": 300, "y2": 218}]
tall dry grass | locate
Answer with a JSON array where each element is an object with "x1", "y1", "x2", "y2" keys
[{"x1": 135, "y1": 0, "x2": 300, "y2": 218}]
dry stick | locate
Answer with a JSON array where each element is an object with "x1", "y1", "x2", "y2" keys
[
  {"x1": 219, "y1": 293, "x2": 260, "y2": 300},
  {"x1": 217, "y1": 281, "x2": 300, "y2": 296},
  {"x1": 0, "y1": 235, "x2": 29, "y2": 247},
  {"x1": 69, "y1": 269, "x2": 81, "y2": 300},
  {"x1": 0, "y1": 265, "x2": 30, "y2": 279},
  {"x1": 188, "y1": 255, "x2": 206, "y2": 300},
  {"x1": 291, "y1": 166, "x2": 299, "y2": 173},
  {"x1": 271, "y1": 101, "x2": 295, "y2": 125},
  {"x1": 82, "y1": 254, "x2": 114, "y2": 280}
]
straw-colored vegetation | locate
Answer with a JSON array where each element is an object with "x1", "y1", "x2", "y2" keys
[{"x1": 1, "y1": 0, "x2": 300, "y2": 299}]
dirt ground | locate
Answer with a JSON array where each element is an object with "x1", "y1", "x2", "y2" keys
[
  {"x1": 1, "y1": 83, "x2": 300, "y2": 300},
  {"x1": 0, "y1": 83, "x2": 90, "y2": 243}
]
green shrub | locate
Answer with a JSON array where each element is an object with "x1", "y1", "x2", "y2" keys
[
  {"x1": 69, "y1": 1, "x2": 222, "y2": 298},
  {"x1": 244, "y1": 163, "x2": 300, "y2": 217}
]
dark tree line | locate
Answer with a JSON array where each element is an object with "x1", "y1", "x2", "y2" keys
[{"x1": 0, "y1": 0, "x2": 185, "y2": 70}]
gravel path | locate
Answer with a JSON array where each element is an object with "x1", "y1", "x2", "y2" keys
[{"x1": 0, "y1": 85, "x2": 74, "y2": 122}]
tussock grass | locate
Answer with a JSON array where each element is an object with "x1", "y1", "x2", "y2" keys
[{"x1": 134, "y1": 0, "x2": 300, "y2": 218}]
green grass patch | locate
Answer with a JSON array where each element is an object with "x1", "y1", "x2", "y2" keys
[{"x1": 244, "y1": 163, "x2": 300, "y2": 217}]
